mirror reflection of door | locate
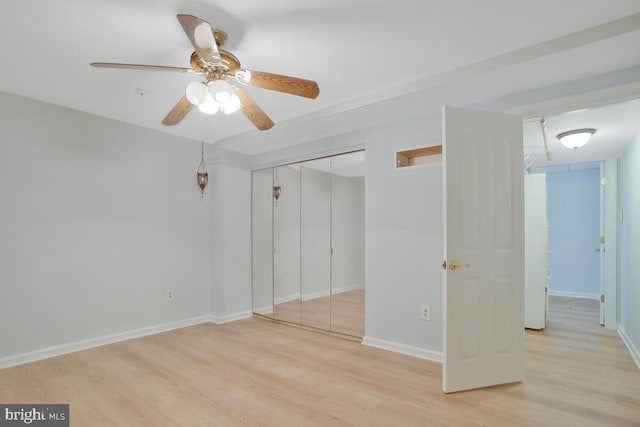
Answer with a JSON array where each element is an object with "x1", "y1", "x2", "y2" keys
[{"x1": 273, "y1": 165, "x2": 301, "y2": 324}]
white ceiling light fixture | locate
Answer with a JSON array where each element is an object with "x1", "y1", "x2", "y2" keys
[
  {"x1": 197, "y1": 96, "x2": 219, "y2": 115},
  {"x1": 209, "y1": 80, "x2": 233, "y2": 104},
  {"x1": 185, "y1": 81, "x2": 209, "y2": 106},
  {"x1": 187, "y1": 79, "x2": 241, "y2": 116},
  {"x1": 557, "y1": 128, "x2": 596, "y2": 149},
  {"x1": 221, "y1": 93, "x2": 241, "y2": 114}
]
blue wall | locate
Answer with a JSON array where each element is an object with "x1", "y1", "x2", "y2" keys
[{"x1": 545, "y1": 165, "x2": 601, "y2": 298}]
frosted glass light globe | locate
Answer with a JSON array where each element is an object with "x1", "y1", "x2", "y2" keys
[
  {"x1": 222, "y1": 93, "x2": 241, "y2": 115},
  {"x1": 557, "y1": 129, "x2": 596, "y2": 149},
  {"x1": 198, "y1": 96, "x2": 219, "y2": 115},
  {"x1": 209, "y1": 80, "x2": 233, "y2": 104},
  {"x1": 186, "y1": 82, "x2": 209, "y2": 106}
]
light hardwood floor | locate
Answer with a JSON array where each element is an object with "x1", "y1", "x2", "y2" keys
[
  {"x1": 271, "y1": 289, "x2": 365, "y2": 337},
  {"x1": 1, "y1": 296, "x2": 639, "y2": 426}
]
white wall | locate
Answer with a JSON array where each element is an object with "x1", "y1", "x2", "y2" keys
[
  {"x1": 0, "y1": 91, "x2": 210, "y2": 362},
  {"x1": 619, "y1": 131, "x2": 640, "y2": 367},
  {"x1": 364, "y1": 115, "x2": 444, "y2": 357},
  {"x1": 209, "y1": 160, "x2": 253, "y2": 321},
  {"x1": 251, "y1": 169, "x2": 273, "y2": 313}
]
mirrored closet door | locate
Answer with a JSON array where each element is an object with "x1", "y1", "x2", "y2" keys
[
  {"x1": 329, "y1": 153, "x2": 365, "y2": 337},
  {"x1": 272, "y1": 164, "x2": 301, "y2": 324},
  {"x1": 300, "y1": 157, "x2": 331, "y2": 330},
  {"x1": 251, "y1": 151, "x2": 365, "y2": 338}
]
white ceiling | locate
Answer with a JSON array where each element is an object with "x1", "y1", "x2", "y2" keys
[
  {"x1": 1, "y1": 1, "x2": 640, "y2": 160},
  {"x1": 524, "y1": 99, "x2": 640, "y2": 168}
]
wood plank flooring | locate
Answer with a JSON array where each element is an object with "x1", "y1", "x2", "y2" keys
[
  {"x1": 1, "y1": 296, "x2": 639, "y2": 426},
  {"x1": 271, "y1": 289, "x2": 365, "y2": 337}
]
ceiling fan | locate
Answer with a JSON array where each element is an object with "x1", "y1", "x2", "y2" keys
[{"x1": 91, "y1": 14, "x2": 320, "y2": 131}]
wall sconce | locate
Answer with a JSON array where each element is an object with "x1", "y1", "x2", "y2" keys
[
  {"x1": 273, "y1": 168, "x2": 281, "y2": 205},
  {"x1": 557, "y1": 128, "x2": 596, "y2": 149},
  {"x1": 197, "y1": 141, "x2": 208, "y2": 199}
]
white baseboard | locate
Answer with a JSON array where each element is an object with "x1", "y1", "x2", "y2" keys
[
  {"x1": 362, "y1": 336, "x2": 442, "y2": 363},
  {"x1": 211, "y1": 310, "x2": 253, "y2": 324},
  {"x1": 0, "y1": 315, "x2": 211, "y2": 370},
  {"x1": 618, "y1": 325, "x2": 640, "y2": 371},
  {"x1": 300, "y1": 285, "x2": 363, "y2": 301},
  {"x1": 275, "y1": 286, "x2": 364, "y2": 304},
  {"x1": 274, "y1": 293, "x2": 300, "y2": 305},
  {"x1": 253, "y1": 306, "x2": 273, "y2": 316},
  {"x1": 0, "y1": 309, "x2": 259, "y2": 370},
  {"x1": 332, "y1": 285, "x2": 364, "y2": 295},
  {"x1": 548, "y1": 290, "x2": 600, "y2": 300}
]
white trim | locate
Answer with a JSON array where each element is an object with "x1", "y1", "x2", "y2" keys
[
  {"x1": 301, "y1": 290, "x2": 327, "y2": 301},
  {"x1": 252, "y1": 287, "x2": 362, "y2": 315},
  {"x1": 274, "y1": 293, "x2": 300, "y2": 305},
  {"x1": 253, "y1": 306, "x2": 273, "y2": 316},
  {"x1": 274, "y1": 286, "x2": 364, "y2": 304},
  {"x1": 211, "y1": 310, "x2": 253, "y2": 324},
  {"x1": 332, "y1": 285, "x2": 364, "y2": 294},
  {"x1": 302, "y1": 286, "x2": 363, "y2": 301},
  {"x1": 618, "y1": 325, "x2": 640, "y2": 371},
  {"x1": 0, "y1": 316, "x2": 211, "y2": 370},
  {"x1": 362, "y1": 336, "x2": 442, "y2": 363},
  {"x1": 548, "y1": 290, "x2": 600, "y2": 300}
]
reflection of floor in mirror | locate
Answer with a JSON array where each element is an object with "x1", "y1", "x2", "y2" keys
[{"x1": 268, "y1": 289, "x2": 364, "y2": 338}]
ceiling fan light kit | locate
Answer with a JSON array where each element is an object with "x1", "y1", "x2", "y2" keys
[
  {"x1": 185, "y1": 81, "x2": 209, "y2": 105},
  {"x1": 557, "y1": 128, "x2": 596, "y2": 149},
  {"x1": 198, "y1": 97, "x2": 219, "y2": 115},
  {"x1": 91, "y1": 14, "x2": 319, "y2": 131}
]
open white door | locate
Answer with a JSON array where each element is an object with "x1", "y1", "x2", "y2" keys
[
  {"x1": 442, "y1": 106, "x2": 524, "y2": 393},
  {"x1": 524, "y1": 173, "x2": 547, "y2": 330},
  {"x1": 599, "y1": 163, "x2": 605, "y2": 326}
]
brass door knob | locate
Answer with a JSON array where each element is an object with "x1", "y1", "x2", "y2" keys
[{"x1": 445, "y1": 260, "x2": 469, "y2": 271}]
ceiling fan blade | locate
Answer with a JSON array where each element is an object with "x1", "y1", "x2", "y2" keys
[
  {"x1": 91, "y1": 62, "x2": 195, "y2": 73},
  {"x1": 234, "y1": 88, "x2": 274, "y2": 131},
  {"x1": 162, "y1": 96, "x2": 194, "y2": 126},
  {"x1": 243, "y1": 70, "x2": 319, "y2": 99},
  {"x1": 177, "y1": 14, "x2": 220, "y2": 64}
]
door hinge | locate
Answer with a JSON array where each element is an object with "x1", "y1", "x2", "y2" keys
[
  {"x1": 442, "y1": 260, "x2": 447, "y2": 270},
  {"x1": 600, "y1": 177, "x2": 606, "y2": 186},
  {"x1": 600, "y1": 294, "x2": 605, "y2": 303},
  {"x1": 600, "y1": 235, "x2": 605, "y2": 244}
]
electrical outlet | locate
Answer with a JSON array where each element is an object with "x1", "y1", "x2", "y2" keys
[
  {"x1": 167, "y1": 290, "x2": 174, "y2": 301},
  {"x1": 420, "y1": 305, "x2": 431, "y2": 321}
]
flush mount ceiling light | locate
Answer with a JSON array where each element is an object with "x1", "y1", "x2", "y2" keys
[{"x1": 557, "y1": 128, "x2": 596, "y2": 149}]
